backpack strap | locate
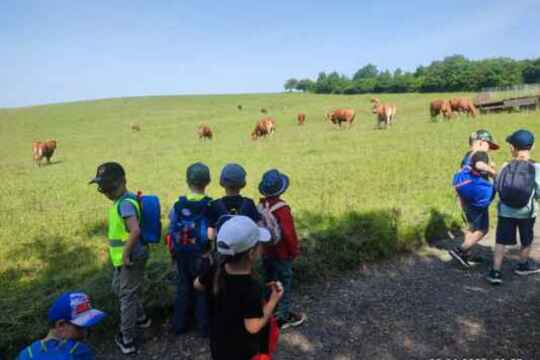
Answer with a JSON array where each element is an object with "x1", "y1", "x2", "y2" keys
[
  {"x1": 268, "y1": 201, "x2": 287, "y2": 213},
  {"x1": 116, "y1": 193, "x2": 141, "y2": 223},
  {"x1": 173, "y1": 196, "x2": 189, "y2": 220}
]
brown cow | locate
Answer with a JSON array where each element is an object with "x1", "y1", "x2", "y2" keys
[
  {"x1": 430, "y1": 100, "x2": 454, "y2": 120},
  {"x1": 237, "y1": 104, "x2": 243, "y2": 111},
  {"x1": 130, "y1": 123, "x2": 141, "y2": 132},
  {"x1": 260, "y1": 108, "x2": 268, "y2": 114},
  {"x1": 326, "y1": 109, "x2": 355, "y2": 128},
  {"x1": 32, "y1": 140, "x2": 57, "y2": 166},
  {"x1": 297, "y1": 113, "x2": 305, "y2": 126},
  {"x1": 452, "y1": 97, "x2": 479, "y2": 118},
  {"x1": 251, "y1": 117, "x2": 275, "y2": 140},
  {"x1": 197, "y1": 124, "x2": 213, "y2": 141},
  {"x1": 371, "y1": 98, "x2": 397, "y2": 129}
]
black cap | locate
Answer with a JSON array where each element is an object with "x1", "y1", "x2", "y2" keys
[
  {"x1": 506, "y1": 129, "x2": 535, "y2": 150},
  {"x1": 89, "y1": 162, "x2": 125, "y2": 186}
]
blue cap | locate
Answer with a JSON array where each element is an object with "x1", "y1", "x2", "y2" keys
[
  {"x1": 220, "y1": 163, "x2": 246, "y2": 188},
  {"x1": 506, "y1": 129, "x2": 535, "y2": 150},
  {"x1": 48, "y1": 292, "x2": 106, "y2": 328},
  {"x1": 259, "y1": 169, "x2": 289, "y2": 197}
]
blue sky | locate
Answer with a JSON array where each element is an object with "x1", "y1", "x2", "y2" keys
[{"x1": 1, "y1": 0, "x2": 539, "y2": 107}]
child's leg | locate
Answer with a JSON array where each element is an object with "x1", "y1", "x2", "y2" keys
[
  {"x1": 118, "y1": 258, "x2": 147, "y2": 341},
  {"x1": 493, "y1": 244, "x2": 506, "y2": 271},
  {"x1": 172, "y1": 255, "x2": 192, "y2": 334},
  {"x1": 194, "y1": 256, "x2": 209, "y2": 336},
  {"x1": 493, "y1": 217, "x2": 517, "y2": 271},
  {"x1": 462, "y1": 207, "x2": 489, "y2": 252},
  {"x1": 518, "y1": 218, "x2": 536, "y2": 263},
  {"x1": 272, "y1": 259, "x2": 293, "y2": 321}
]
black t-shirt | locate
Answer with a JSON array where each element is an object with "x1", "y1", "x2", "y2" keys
[
  {"x1": 462, "y1": 151, "x2": 490, "y2": 179},
  {"x1": 200, "y1": 265, "x2": 265, "y2": 360},
  {"x1": 208, "y1": 195, "x2": 261, "y2": 228}
]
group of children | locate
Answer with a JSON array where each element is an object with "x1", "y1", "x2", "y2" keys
[{"x1": 450, "y1": 128, "x2": 540, "y2": 284}]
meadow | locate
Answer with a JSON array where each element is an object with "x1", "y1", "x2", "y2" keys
[{"x1": 1, "y1": 92, "x2": 539, "y2": 354}]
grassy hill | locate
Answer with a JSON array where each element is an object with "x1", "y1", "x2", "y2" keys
[{"x1": 1, "y1": 92, "x2": 539, "y2": 354}]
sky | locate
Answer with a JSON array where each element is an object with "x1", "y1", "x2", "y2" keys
[{"x1": 1, "y1": 0, "x2": 539, "y2": 108}]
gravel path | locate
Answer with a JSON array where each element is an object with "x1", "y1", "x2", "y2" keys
[{"x1": 96, "y1": 228, "x2": 540, "y2": 360}]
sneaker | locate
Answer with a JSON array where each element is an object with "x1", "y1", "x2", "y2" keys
[
  {"x1": 449, "y1": 247, "x2": 470, "y2": 269},
  {"x1": 467, "y1": 254, "x2": 486, "y2": 264},
  {"x1": 136, "y1": 315, "x2": 152, "y2": 329},
  {"x1": 115, "y1": 333, "x2": 137, "y2": 355},
  {"x1": 485, "y1": 269, "x2": 503, "y2": 285},
  {"x1": 278, "y1": 312, "x2": 306, "y2": 330},
  {"x1": 514, "y1": 261, "x2": 540, "y2": 276}
]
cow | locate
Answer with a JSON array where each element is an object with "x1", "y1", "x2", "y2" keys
[
  {"x1": 251, "y1": 117, "x2": 275, "y2": 140},
  {"x1": 32, "y1": 140, "x2": 57, "y2": 166},
  {"x1": 261, "y1": 108, "x2": 268, "y2": 114},
  {"x1": 371, "y1": 98, "x2": 397, "y2": 129},
  {"x1": 237, "y1": 104, "x2": 243, "y2": 111},
  {"x1": 326, "y1": 109, "x2": 355, "y2": 128},
  {"x1": 451, "y1": 97, "x2": 479, "y2": 118},
  {"x1": 130, "y1": 123, "x2": 141, "y2": 132},
  {"x1": 297, "y1": 112, "x2": 306, "y2": 126},
  {"x1": 430, "y1": 100, "x2": 454, "y2": 120},
  {"x1": 197, "y1": 124, "x2": 213, "y2": 141}
]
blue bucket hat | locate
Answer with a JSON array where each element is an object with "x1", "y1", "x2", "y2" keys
[
  {"x1": 506, "y1": 129, "x2": 535, "y2": 150},
  {"x1": 259, "y1": 169, "x2": 289, "y2": 197},
  {"x1": 220, "y1": 163, "x2": 246, "y2": 188}
]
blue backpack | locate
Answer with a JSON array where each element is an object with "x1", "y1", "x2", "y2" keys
[
  {"x1": 452, "y1": 164, "x2": 494, "y2": 208},
  {"x1": 170, "y1": 196, "x2": 211, "y2": 254},
  {"x1": 17, "y1": 339, "x2": 90, "y2": 360},
  {"x1": 119, "y1": 192, "x2": 162, "y2": 245}
]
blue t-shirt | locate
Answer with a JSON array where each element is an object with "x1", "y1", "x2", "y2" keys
[
  {"x1": 17, "y1": 338, "x2": 93, "y2": 360},
  {"x1": 208, "y1": 195, "x2": 261, "y2": 228}
]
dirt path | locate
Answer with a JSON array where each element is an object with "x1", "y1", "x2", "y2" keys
[{"x1": 96, "y1": 228, "x2": 540, "y2": 360}]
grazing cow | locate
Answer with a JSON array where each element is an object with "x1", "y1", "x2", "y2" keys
[
  {"x1": 237, "y1": 104, "x2": 243, "y2": 111},
  {"x1": 32, "y1": 140, "x2": 57, "y2": 166},
  {"x1": 251, "y1": 117, "x2": 275, "y2": 140},
  {"x1": 371, "y1": 98, "x2": 397, "y2": 129},
  {"x1": 197, "y1": 124, "x2": 213, "y2": 141},
  {"x1": 457, "y1": 98, "x2": 479, "y2": 118},
  {"x1": 430, "y1": 100, "x2": 454, "y2": 120},
  {"x1": 261, "y1": 108, "x2": 268, "y2": 114},
  {"x1": 326, "y1": 109, "x2": 355, "y2": 128},
  {"x1": 297, "y1": 112, "x2": 306, "y2": 126},
  {"x1": 130, "y1": 123, "x2": 141, "y2": 132}
]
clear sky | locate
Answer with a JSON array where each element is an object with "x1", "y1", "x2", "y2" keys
[{"x1": 1, "y1": 0, "x2": 539, "y2": 108}]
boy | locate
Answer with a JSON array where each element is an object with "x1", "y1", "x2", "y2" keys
[
  {"x1": 168, "y1": 162, "x2": 212, "y2": 336},
  {"x1": 17, "y1": 291, "x2": 106, "y2": 359},
  {"x1": 258, "y1": 169, "x2": 305, "y2": 329},
  {"x1": 486, "y1": 129, "x2": 540, "y2": 284},
  {"x1": 89, "y1": 162, "x2": 151, "y2": 355},
  {"x1": 450, "y1": 130, "x2": 499, "y2": 268},
  {"x1": 209, "y1": 163, "x2": 261, "y2": 231},
  {"x1": 195, "y1": 216, "x2": 283, "y2": 360}
]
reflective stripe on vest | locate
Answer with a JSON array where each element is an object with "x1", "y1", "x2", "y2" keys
[{"x1": 108, "y1": 196, "x2": 140, "y2": 267}]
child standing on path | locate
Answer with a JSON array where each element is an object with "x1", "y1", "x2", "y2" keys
[
  {"x1": 450, "y1": 130, "x2": 499, "y2": 268},
  {"x1": 258, "y1": 169, "x2": 305, "y2": 329},
  {"x1": 168, "y1": 162, "x2": 213, "y2": 336},
  {"x1": 486, "y1": 129, "x2": 540, "y2": 284},
  {"x1": 89, "y1": 162, "x2": 151, "y2": 355},
  {"x1": 17, "y1": 292, "x2": 106, "y2": 360}
]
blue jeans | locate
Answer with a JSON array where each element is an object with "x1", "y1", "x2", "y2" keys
[
  {"x1": 263, "y1": 257, "x2": 293, "y2": 321},
  {"x1": 172, "y1": 253, "x2": 209, "y2": 335}
]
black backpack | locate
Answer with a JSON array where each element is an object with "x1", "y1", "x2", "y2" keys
[{"x1": 496, "y1": 160, "x2": 536, "y2": 208}]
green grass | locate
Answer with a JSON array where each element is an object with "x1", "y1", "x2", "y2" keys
[{"x1": 1, "y1": 92, "x2": 540, "y2": 354}]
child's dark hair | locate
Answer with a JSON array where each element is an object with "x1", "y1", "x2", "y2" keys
[{"x1": 212, "y1": 249, "x2": 251, "y2": 296}]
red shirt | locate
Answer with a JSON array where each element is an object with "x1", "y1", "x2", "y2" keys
[{"x1": 260, "y1": 197, "x2": 300, "y2": 260}]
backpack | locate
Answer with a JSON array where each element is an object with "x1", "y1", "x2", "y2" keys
[
  {"x1": 119, "y1": 192, "x2": 162, "y2": 245},
  {"x1": 170, "y1": 196, "x2": 211, "y2": 254},
  {"x1": 18, "y1": 339, "x2": 86, "y2": 360},
  {"x1": 452, "y1": 165, "x2": 494, "y2": 208},
  {"x1": 496, "y1": 160, "x2": 536, "y2": 208},
  {"x1": 256, "y1": 201, "x2": 287, "y2": 245},
  {"x1": 214, "y1": 198, "x2": 250, "y2": 231}
]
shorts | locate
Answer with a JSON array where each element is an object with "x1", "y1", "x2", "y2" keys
[
  {"x1": 463, "y1": 205, "x2": 489, "y2": 234},
  {"x1": 496, "y1": 216, "x2": 536, "y2": 247}
]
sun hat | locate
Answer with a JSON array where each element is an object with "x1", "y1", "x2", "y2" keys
[
  {"x1": 220, "y1": 163, "x2": 246, "y2": 188},
  {"x1": 506, "y1": 129, "x2": 535, "y2": 150},
  {"x1": 259, "y1": 169, "x2": 289, "y2": 197},
  {"x1": 186, "y1": 162, "x2": 211, "y2": 186},
  {"x1": 48, "y1": 292, "x2": 106, "y2": 328},
  {"x1": 216, "y1": 216, "x2": 271, "y2": 256},
  {"x1": 469, "y1": 129, "x2": 499, "y2": 150},
  {"x1": 89, "y1": 162, "x2": 125, "y2": 186}
]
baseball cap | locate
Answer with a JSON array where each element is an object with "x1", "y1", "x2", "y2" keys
[
  {"x1": 506, "y1": 129, "x2": 535, "y2": 150},
  {"x1": 470, "y1": 129, "x2": 499, "y2": 150},
  {"x1": 216, "y1": 216, "x2": 271, "y2": 256},
  {"x1": 89, "y1": 162, "x2": 125, "y2": 186},
  {"x1": 259, "y1": 169, "x2": 289, "y2": 197},
  {"x1": 187, "y1": 162, "x2": 211, "y2": 186},
  {"x1": 220, "y1": 163, "x2": 246, "y2": 188},
  {"x1": 48, "y1": 292, "x2": 106, "y2": 328}
]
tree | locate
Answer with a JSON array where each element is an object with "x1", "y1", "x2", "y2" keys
[
  {"x1": 522, "y1": 58, "x2": 540, "y2": 84},
  {"x1": 353, "y1": 64, "x2": 379, "y2": 81},
  {"x1": 296, "y1": 79, "x2": 315, "y2": 92},
  {"x1": 284, "y1": 78, "x2": 298, "y2": 92}
]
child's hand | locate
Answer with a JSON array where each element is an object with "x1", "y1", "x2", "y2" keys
[{"x1": 267, "y1": 281, "x2": 284, "y2": 302}]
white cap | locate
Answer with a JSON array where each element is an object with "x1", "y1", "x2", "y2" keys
[{"x1": 217, "y1": 216, "x2": 271, "y2": 256}]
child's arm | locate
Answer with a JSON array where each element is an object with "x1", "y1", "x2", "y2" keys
[
  {"x1": 279, "y1": 206, "x2": 300, "y2": 259},
  {"x1": 123, "y1": 216, "x2": 141, "y2": 266},
  {"x1": 474, "y1": 161, "x2": 497, "y2": 178},
  {"x1": 244, "y1": 282, "x2": 283, "y2": 334}
]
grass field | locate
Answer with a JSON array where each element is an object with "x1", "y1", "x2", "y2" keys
[{"x1": 1, "y1": 92, "x2": 539, "y2": 354}]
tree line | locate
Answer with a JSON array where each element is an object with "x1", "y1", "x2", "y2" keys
[{"x1": 284, "y1": 55, "x2": 540, "y2": 94}]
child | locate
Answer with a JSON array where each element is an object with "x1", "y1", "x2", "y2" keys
[
  {"x1": 168, "y1": 162, "x2": 212, "y2": 336},
  {"x1": 450, "y1": 130, "x2": 499, "y2": 268},
  {"x1": 209, "y1": 163, "x2": 261, "y2": 231},
  {"x1": 89, "y1": 162, "x2": 151, "y2": 355},
  {"x1": 258, "y1": 169, "x2": 305, "y2": 329},
  {"x1": 195, "y1": 216, "x2": 283, "y2": 360},
  {"x1": 486, "y1": 129, "x2": 540, "y2": 284},
  {"x1": 17, "y1": 291, "x2": 106, "y2": 359}
]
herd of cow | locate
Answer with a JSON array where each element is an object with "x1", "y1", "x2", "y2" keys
[{"x1": 31, "y1": 97, "x2": 480, "y2": 165}]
